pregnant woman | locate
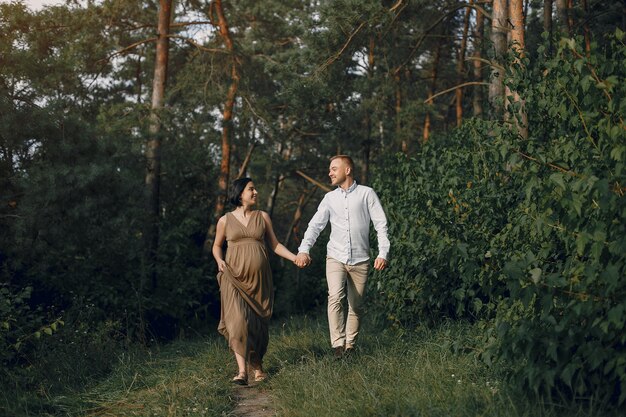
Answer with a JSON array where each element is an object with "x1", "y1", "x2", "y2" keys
[{"x1": 212, "y1": 177, "x2": 297, "y2": 385}]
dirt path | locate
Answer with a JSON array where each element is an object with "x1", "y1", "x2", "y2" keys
[{"x1": 231, "y1": 381, "x2": 275, "y2": 417}]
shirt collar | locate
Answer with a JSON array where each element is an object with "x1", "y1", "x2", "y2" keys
[{"x1": 339, "y1": 180, "x2": 358, "y2": 194}]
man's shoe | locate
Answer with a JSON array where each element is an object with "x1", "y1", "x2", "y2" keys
[
  {"x1": 344, "y1": 345, "x2": 355, "y2": 356},
  {"x1": 333, "y1": 346, "x2": 344, "y2": 359}
]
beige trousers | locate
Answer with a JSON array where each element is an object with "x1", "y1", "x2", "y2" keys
[{"x1": 326, "y1": 257, "x2": 370, "y2": 349}]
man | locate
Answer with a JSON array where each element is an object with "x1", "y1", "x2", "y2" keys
[{"x1": 295, "y1": 155, "x2": 390, "y2": 357}]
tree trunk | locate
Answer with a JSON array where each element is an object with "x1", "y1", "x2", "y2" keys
[
  {"x1": 455, "y1": 2, "x2": 472, "y2": 127},
  {"x1": 567, "y1": 0, "x2": 574, "y2": 36},
  {"x1": 361, "y1": 35, "x2": 375, "y2": 185},
  {"x1": 266, "y1": 173, "x2": 284, "y2": 218},
  {"x1": 136, "y1": 51, "x2": 143, "y2": 103},
  {"x1": 489, "y1": 0, "x2": 508, "y2": 118},
  {"x1": 472, "y1": 4, "x2": 484, "y2": 117},
  {"x1": 555, "y1": 0, "x2": 569, "y2": 35},
  {"x1": 395, "y1": 71, "x2": 405, "y2": 152},
  {"x1": 508, "y1": 0, "x2": 528, "y2": 139},
  {"x1": 266, "y1": 143, "x2": 291, "y2": 218},
  {"x1": 203, "y1": 0, "x2": 240, "y2": 255},
  {"x1": 582, "y1": 0, "x2": 591, "y2": 54},
  {"x1": 544, "y1": 0, "x2": 553, "y2": 54},
  {"x1": 284, "y1": 186, "x2": 316, "y2": 246},
  {"x1": 423, "y1": 32, "x2": 443, "y2": 143},
  {"x1": 144, "y1": 0, "x2": 172, "y2": 291},
  {"x1": 236, "y1": 140, "x2": 256, "y2": 180}
]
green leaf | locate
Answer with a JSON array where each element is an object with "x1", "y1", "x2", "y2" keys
[
  {"x1": 530, "y1": 267, "x2": 542, "y2": 284},
  {"x1": 608, "y1": 305, "x2": 624, "y2": 327},
  {"x1": 549, "y1": 173, "x2": 566, "y2": 190}
]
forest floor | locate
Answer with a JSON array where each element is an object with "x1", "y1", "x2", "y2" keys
[
  {"x1": 3, "y1": 314, "x2": 618, "y2": 417},
  {"x1": 231, "y1": 382, "x2": 274, "y2": 417}
]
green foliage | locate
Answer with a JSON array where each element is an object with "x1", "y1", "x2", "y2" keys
[
  {"x1": 370, "y1": 33, "x2": 625, "y2": 407},
  {"x1": 0, "y1": 285, "x2": 63, "y2": 367},
  {"x1": 492, "y1": 33, "x2": 626, "y2": 405},
  {"x1": 370, "y1": 120, "x2": 516, "y2": 325}
]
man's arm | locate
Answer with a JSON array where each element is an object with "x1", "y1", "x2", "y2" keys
[
  {"x1": 296, "y1": 196, "x2": 330, "y2": 260},
  {"x1": 368, "y1": 190, "x2": 390, "y2": 267}
]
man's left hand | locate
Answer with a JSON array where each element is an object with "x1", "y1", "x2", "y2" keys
[{"x1": 373, "y1": 257, "x2": 387, "y2": 271}]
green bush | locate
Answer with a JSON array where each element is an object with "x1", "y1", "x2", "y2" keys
[
  {"x1": 370, "y1": 119, "x2": 515, "y2": 325},
  {"x1": 370, "y1": 31, "x2": 625, "y2": 406},
  {"x1": 491, "y1": 33, "x2": 626, "y2": 405}
]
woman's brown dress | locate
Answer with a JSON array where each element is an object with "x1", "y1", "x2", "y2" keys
[{"x1": 217, "y1": 210, "x2": 273, "y2": 368}]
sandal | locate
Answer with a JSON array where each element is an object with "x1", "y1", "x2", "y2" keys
[
  {"x1": 254, "y1": 371, "x2": 268, "y2": 382},
  {"x1": 232, "y1": 372, "x2": 248, "y2": 386}
]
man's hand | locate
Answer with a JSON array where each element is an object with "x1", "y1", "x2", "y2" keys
[
  {"x1": 373, "y1": 257, "x2": 387, "y2": 271},
  {"x1": 294, "y1": 252, "x2": 312, "y2": 268}
]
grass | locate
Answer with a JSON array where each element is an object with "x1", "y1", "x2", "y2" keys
[
  {"x1": 2, "y1": 314, "x2": 620, "y2": 416},
  {"x1": 264, "y1": 315, "x2": 616, "y2": 417},
  {"x1": 2, "y1": 335, "x2": 237, "y2": 417}
]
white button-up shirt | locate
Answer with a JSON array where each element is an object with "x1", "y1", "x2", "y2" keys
[{"x1": 298, "y1": 181, "x2": 390, "y2": 265}]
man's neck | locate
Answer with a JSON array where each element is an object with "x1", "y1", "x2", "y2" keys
[{"x1": 339, "y1": 178, "x2": 355, "y2": 190}]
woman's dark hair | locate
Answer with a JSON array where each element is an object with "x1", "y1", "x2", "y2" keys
[{"x1": 229, "y1": 177, "x2": 253, "y2": 207}]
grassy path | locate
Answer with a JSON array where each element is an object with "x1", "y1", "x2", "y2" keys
[{"x1": 32, "y1": 315, "x2": 612, "y2": 417}]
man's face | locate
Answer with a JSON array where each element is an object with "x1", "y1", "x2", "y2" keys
[{"x1": 329, "y1": 158, "x2": 349, "y2": 186}]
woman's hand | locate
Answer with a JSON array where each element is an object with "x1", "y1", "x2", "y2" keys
[{"x1": 217, "y1": 259, "x2": 227, "y2": 272}]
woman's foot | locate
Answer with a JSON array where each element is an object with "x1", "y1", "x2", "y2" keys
[
  {"x1": 253, "y1": 370, "x2": 268, "y2": 382},
  {"x1": 232, "y1": 371, "x2": 248, "y2": 385}
]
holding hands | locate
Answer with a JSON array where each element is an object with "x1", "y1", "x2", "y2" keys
[{"x1": 294, "y1": 252, "x2": 311, "y2": 269}]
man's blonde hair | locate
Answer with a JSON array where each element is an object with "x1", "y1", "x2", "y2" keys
[{"x1": 330, "y1": 155, "x2": 355, "y2": 175}]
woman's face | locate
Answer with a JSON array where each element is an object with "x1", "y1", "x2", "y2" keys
[{"x1": 240, "y1": 181, "x2": 258, "y2": 206}]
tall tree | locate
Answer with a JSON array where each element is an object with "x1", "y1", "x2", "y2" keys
[
  {"x1": 455, "y1": 2, "x2": 472, "y2": 127},
  {"x1": 361, "y1": 35, "x2": 375, "y2": 185},
  {"x1": 203, "y1": 0, "x2": 240, "y2": 254},
  {"x1": 555, "y1": 0, "x2": 570, "y2": 35},
  {"x1": 581, "y1": 0, "x2": 592, "y2": 54},
  {"x1": 508, "y1": 0, "x2": 528, "y2": 138},
  {"x1": 423, "y1": 33, "x2": 444, "y2": 143},
  {"x1": 144, "y1": 0, "x2": 173, "y2": 291},
  {"x1": 489, "y1": 0, "x2": 508, "y2": 117},
  {"x1": 544, "y1": 0, "x2": 553, "y2": 54},
  {"x1": 472, "y1": 3, "x2": 485, "y2": 117}
]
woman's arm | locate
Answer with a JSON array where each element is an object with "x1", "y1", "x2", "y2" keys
[
  {"x1": 261, "y1": 211, "x2": 297, "y2": 263},
  {"x1": 212, "y1": 216, "x2": 228, "y2": 272}
]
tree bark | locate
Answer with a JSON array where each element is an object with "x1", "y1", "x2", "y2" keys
[
  {"x1": 203, "y1": 0, "x2": 240, "y2": 255},
  {"x1": 236, "y1": 140, "x2": 256, "y2": 180},
  {"x1": 472, "y1": 4, "x2": 484, "y2": 117},
  {"x1": 395, "y1": 71, "x2": 405, "y2": 152},
  {"x1": 266, "y1": 143, "x2": 291, "y2": 218},
  {"x1": 361, "y1": 35, "x2": 375, "y2": 185},
  {"x1": 144, "y1": 0, "x2": 172, "y2": 291},
  {"x1": 455, "y1": 2, "x2": 472, "y2": 127},
  {"x1": 266, "y1": 173, "x2": 283, "y2": 218},
  {"x1": 567, "y1": 0, "x2": 574, "y2": 36},
  {"x1": 508, "y1": 0, "x2": 528, "y2": 139},
  {"x1": 555, "y1": 0, "x2": 569, "y2": 35},
  {"x1": 423, "y1": 31, "x2": 443, "y2": 143},
  {"x1": 489, "y1": 0, "x2": 508, "y2": 118},
  {"x1": 544, "y1": 0, "x2": 553, "y2": 54},
  {"x1": 284, "y1": 186, "x2": 316, "y2": 246},
  {"x1": 582, "y1": 0, "x2": 591, "y2": 54}
]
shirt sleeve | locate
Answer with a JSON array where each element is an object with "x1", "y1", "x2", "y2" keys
[
  {"x1": 368, "y1": 189, "x2": 390, "y2": 260},
  {"x1": 298, "y1": 195, "x2": 330, "y2": 254}
]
